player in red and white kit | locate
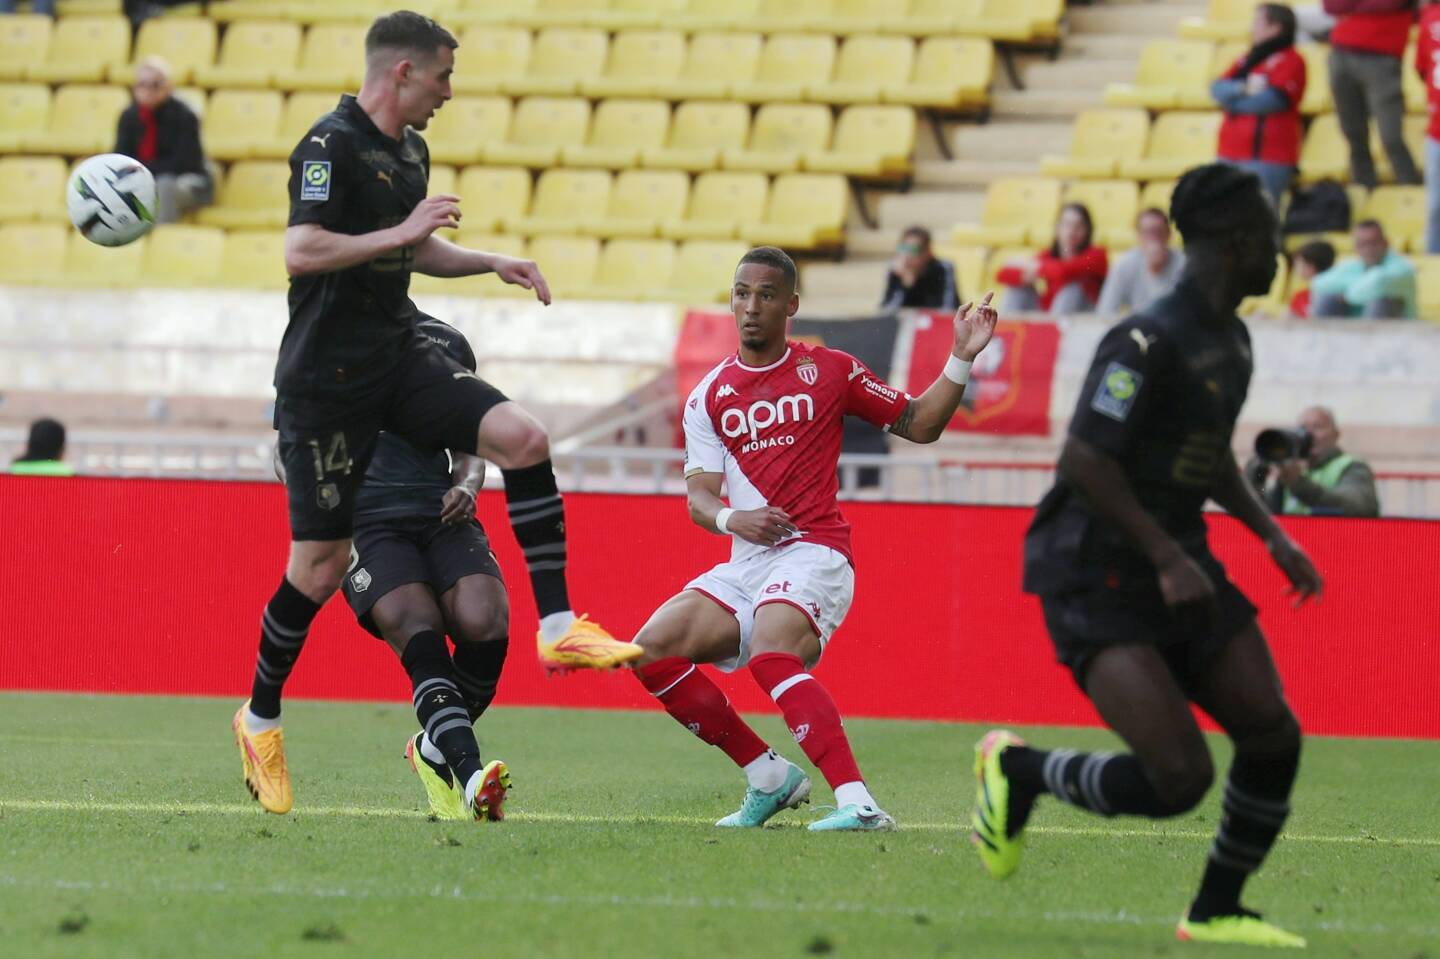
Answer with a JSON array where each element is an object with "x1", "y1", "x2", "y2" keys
[{"x1": 630, "y1": 247, "x2": 998, "y2": 831}]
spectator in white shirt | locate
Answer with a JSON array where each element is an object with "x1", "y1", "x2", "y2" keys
[{"x1": 1095, "y1": 208, "x2": 1187, "y2": 317}]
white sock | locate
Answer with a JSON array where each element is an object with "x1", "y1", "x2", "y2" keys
[
  {"x1": 418, "y1": 732, "x2": 446, "y2": 767},
  {"x1": 539, "y1": 610, "x2": 576, "y2": 642},
  {"x1": 834, "y1": 781, "x2": 876, "y2": 810},
  {"x1": 743, "y1": 749, "x2": 788, "y2": 792},
  {"x1": 463, "y1": 770, "x2": 485, "y2": 808},
  {"x1": 244, "y1": 708, "x2": 280, "y2": 733}
]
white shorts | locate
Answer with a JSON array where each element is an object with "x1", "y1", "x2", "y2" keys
[{"x1": 684, "y1": 542, "x2": 855, "y2": 673}]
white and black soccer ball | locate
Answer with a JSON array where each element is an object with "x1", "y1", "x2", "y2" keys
[{"x1": 67, "y1": 154, "x2": 157, "y2": 247}]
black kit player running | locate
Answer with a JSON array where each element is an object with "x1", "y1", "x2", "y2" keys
[
  {"x1": 969, "y1": 164, "x2": 1324, "y2": 948},
  {"x1": 233, "y1": 11, "x2": 637, "y2": 818}
]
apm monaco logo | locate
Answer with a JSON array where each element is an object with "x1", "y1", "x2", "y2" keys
[{"x1": 795, "y1": 355, "x2": 818, "y2": 386}]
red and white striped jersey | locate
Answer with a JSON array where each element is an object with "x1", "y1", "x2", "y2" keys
[{"x1": 683, "y1": 341, "x2": 911, "y2": 565}]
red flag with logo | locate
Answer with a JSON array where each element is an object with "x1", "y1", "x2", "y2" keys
[{"x1": 906, "y1": 313, "x2": 1061, "y2": 436}]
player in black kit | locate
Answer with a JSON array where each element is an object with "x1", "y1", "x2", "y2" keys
[
  {"x1": 969, "y1": 165, "x2": 1324, "y2": 948},
  {"x1": 233, "y1": 11, "x2": 639, "y2": 817}
]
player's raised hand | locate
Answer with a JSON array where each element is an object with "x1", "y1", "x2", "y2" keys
[
  {"x1": 440, "y1": 485, "x2": 477, "y2": 526},
  {"x1": 488, "y1": 254, "x2": 553, "y2": 306},
  {"x1": 727, "y1": 506, "x2": 799, "y2": 547},
  {"x1": 953, "y1": 292, "x2": 999, "y2": 362},
  {"x1": 397, "y1": 194, "x2": 462, "y2": 245},
  {"x1": 1268, "y1": 536, "x2": 1324, "y2": 607}
]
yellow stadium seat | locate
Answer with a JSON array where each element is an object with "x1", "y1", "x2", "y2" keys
[
  {"x1": 0, "y1": 222, "x2": 65, "y2": 284},
  {"x1": 731, "y1": 33, "x2": 836, "y2": 104},
  {"x1": 0, "y1": 156, "x2": 66, "y2": 223},
  {"x1": 509, "y1": 0, "x2": 609, "y2": 29},
  {"x1": 254, "y1": 91, "x2": 344, "y2": 160},
  {"x1": 196, "y1": 161, "x2": 290, "y2": 229},
  {"x1": 1413, "y1": 255, "x2": 1440, "y2": 320},
  {"x1": 642, "y1": 100, "x2": 750, "y2": 172},
  {"x1": 671, "y1": 32, "x2": 763, "y2": 101},
  {"x1": 426, "y1": 96, "x2": 513, "y2": 166},
  {"x1": 1297, "y1": 44, "x2": 1332, "y2": 115},
  {"x1": 110, "y1": 17, "x2": 217, "y2": 86},
  {"x1": 804, "y1": 104, "x2": 915, "y2": 179},
  {"x1": 0, "y1": 14, "x2": 52, "y2": 82},
  {"x1": 672, "y1": 0, "x2": 760, "y2": 32},
  {"x1": 60, "y1": 229, "x2": 144, "y2": 288},
  {"x1": 739, "y1": 172, "x2": 848, "y2": 251},
  {"x1": 218, "y1": 229, "x2": 288, "y2": 289},
  {"x1": 0, "y1": 83, "x2": 50, "y2": 154},
  {"x1": 454, "y1": 232, "x2": 528, "y2": 259},
  {"x1": 1139, "y1": 179, "x2": 1178, "y2": 215},
  {"x1": 951, "y1": 176, "x2": 1062, "y2": 247},
  {"x1": 580, "y1": 169, "x2": 689, "y2": 238},
  {"x1": 275, "y1": 24, "x2": 366, "y2": 92},
  {"x1": 505, "y1": 168, "x2": 612, "y2": 235},
  {"x1": 723, "y1": 103, "x2": 832, "y2": 174},
  {"x1": 484, "y1": 96, "x2": 590, "y2": 168},
  {"x1": 203, "y1": 90, "x2": 284, "y2": 161},
  {"x1": 580, "y1": 30, "x2": 686, "y2": 99},
  {"x1": 1239, "y1": 254, "x2": 1288, "y2": 317},
  {"x1": 587, "y1": 0, "x2": 689, "y2": 29},
  {"x1": 173, "y1": 86, "x2": 208, "y2": 120},
  {"x1": 1064, "y1": 180, "x2": 1140, "y2": 249},
  {"x1": 829, "y1": 0, "x2": 897, "y2": 35},
  {"x1": 450, "y1": 0, "x2": 538, "y2": 26},
  {"x1": 1405, "y1": 43, "x2": 1427, "y2": 114},
  {"x1": 140, "y1": 224, "x2": 224, "y2": 287},
  {"x1": 26, "y1": 16, "x2": 129, "y2": 84},
  {"x1": 1105, "y1": 40, "x2": 1216, "y2": 111},
  {"x1": 886, "y1": 0, "x2": 964, "y2": 36},
  {"x1": 932, "y1": 243, "x2": 986, "y2": 301},
  {"x1": 1179, "y1": 0, "x2": 1264, "y2": 41},
  {"x1": 663, "y1": 170, "x2": 767, "y2": 240},
  {"x1": 194, "y1": 21, "x2": 303, "y2": 89},
  {"x1": 808, "y1": 35, "x2": 914, "y2": 106},
  {"x1": 883, "y1": 37, "x2": 994, "y2": 110},
  {"x1": 23, "y1": 84, "x2": 130, "y2": 156},
  {"x1": 450, "y1": 26, "x2": 531, "y2": 96},
  {"x1": 526, "y1": 234, "x2": 600, "y2": 297},
  {"x1": 1119, "y1": 111, "x2": 1223, "y2": 181},
  {"x1": 562, "y1": 99, "x2": 671, "y2": 169},
  {"x1": 964, "y1": 0, "x2": 1037, "y2": 43},
  {"x1": 502, "y1": 28, "x2": 608, "y2": 98},
  {"x1": 1041, "y1": 108, "x2": 1150, "y2": 179},
  {"x1": 751, "y1": 0, "x2": 835, "y2": 33},
  {"x1": 656, "y1": 239, "x2": 748, "y2": 302},
  {"x1": 583, "y1": 238, "x2": 678, "y2": 299},
  {"x1": 1362, "y1": 186, "x2": 1427, "y2": 252},
  {"x1": 1020, "y1": 0, "x2": 1065, "y2": 41},
  {"x1": 1298, "y1": 113, "x2": 1348, "y2": 182},
  {"x1": 453, "y1": 166, "x2": 533, "y2": 233}
]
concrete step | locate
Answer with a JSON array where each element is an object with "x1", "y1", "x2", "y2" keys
[
  {"x1": 1022, "y1": 57, "x2": 1136, "y2": 90},
  {"x1": 876, "y1": 189, "x2": 985, "y2": 230},
  {"x1": 1060, "y1": 32, "x2": 1160, "y2": 60},
  {"x1": 992, "y1": 87, "x2": 1103, "y2": 120},
  {"x1": 952, "y1": 120, "x2": 1072, "y2": 162},
  {"x1": 914, "y1": 158, "x2": 1037, "y2": 187},
  {"x1": 1068, "y1": 2, "x2": 1200, "y2": 37}
]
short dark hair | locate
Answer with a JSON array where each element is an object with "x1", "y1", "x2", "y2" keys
[
  {"x1": 737, "y1": 246, "x2": 797, "y2": 291},
  {"x1": 365, "y1": 10, "x2": 457, "y2": 63},
  {"x1": 1295, "y1": 239, "x2": 1336, "y2": 273},
  {"x1": 901, "y1": 225, "x2": 932, "y2": 249},
  {"x1": 18, "y1": 417, "x2": 65, "y2": 462},
  {"x1": 1258, "y1": 3, "x2": 1297, "y2": 46},
  {"x1": 1169, "y1": 163, "x2": 1268, "y2": 243},
  {"x1": 1355, "y1": 218, "x2": 1385, "y2": 235},
  {"x1": 1135, "y1": 207, "x2": 1169, "y2": 229}
]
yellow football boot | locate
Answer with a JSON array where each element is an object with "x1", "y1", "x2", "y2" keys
[
  {"x1": 233, "y1": 701, "x2": 292, "y2": 814},
  {"x1": 1177, "y1": 912, "x2": 1307, "y2": 948},
  {"x1": 536, "y1": 614, "x2": 641, "y2": 674},
  {"x1": 405, "y1": 734, "x2": 467, "y2": 821},
  {"x1": 470, "y1": 759, "x2": 513, "y2": 821}
]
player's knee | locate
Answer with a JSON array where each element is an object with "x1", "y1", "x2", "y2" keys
[
  {"x1": 287, "y1": 551, "x2": 348, "y2": 600},
  {"x1": 456, "y1": 607, "x2": 508, "y2": 646},
  {"x1": 633, "y1": 626, "x2": 686, "y2": 666},
  {"x1": 1148, "y1": 750, "x2": 1214, "y2": 814},
  {"x1": 1234, "y1": 706, "x2": 1302, "y2": 758}
]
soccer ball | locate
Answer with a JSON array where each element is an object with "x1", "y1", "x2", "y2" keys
[{"x1": 67, "y1": 154, "x2": 157, "y2": 247}]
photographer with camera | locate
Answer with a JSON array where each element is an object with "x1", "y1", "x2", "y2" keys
[{"x1": 1246, "y1": 406, "x2": 1380, "y2": 516}]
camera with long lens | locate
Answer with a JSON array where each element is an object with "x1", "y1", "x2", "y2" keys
[{"x1": 1254, "y1": 427, "x2": 1313, "y2": 464}]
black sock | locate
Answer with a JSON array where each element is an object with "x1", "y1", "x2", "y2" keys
[
  {"x1": 249, "y1": 578, "x2": 322, "y2": 720},
  {"x1": 1189, "y1": 744, "x2": 1301, "y2": 921},
  {"x1": 452, "y1": 639, "x2": 508, "y2": 723},
  {"x1": 402, "y1": 630, "x2": 483, "y2": 791},
  {"x1": 500, "y1": 460, "x2": 570, "y2": 619},
  {"x1": 1002, "y1": 745, "x2": 1175, "y2": 823}
]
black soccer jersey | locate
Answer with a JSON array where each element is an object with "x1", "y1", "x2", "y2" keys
[
  {"x1": 1023, "y1": 278, "x2": 1254, "y2": 592},
  {"x1": 276, "y1": 95, "x2": 431, "y2": 400}
]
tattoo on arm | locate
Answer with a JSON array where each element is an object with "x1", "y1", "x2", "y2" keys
[{"x1": 889, "y1": 402, "x2": 915, "y2": 440}]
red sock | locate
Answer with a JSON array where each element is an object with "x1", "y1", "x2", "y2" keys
[
  {"x1": 748, "y1": 652, "x2": 863, "y2": 790},
  {"x1": 636, "y1": 657, "x2": 769, "y2": 768}
]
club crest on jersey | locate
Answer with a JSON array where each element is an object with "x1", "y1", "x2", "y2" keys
[{"x1": 795, "y1": 355, "x2": 818, "y2": 386}]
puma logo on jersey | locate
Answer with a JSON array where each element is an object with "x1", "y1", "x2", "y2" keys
[
  {"x1": 715, "y1": 384, "x2": 738, "y2": 399},
  {"x1": 1130, "y1": 329, "x2": 1157, "y2": 354},
  {"x1": 376, "y1": 170, "x2": 394, "y2": 189},
  {"x1": 310, "y1": 133, "x2": 331, "y2": 148}
]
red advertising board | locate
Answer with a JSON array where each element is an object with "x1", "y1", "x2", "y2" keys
[{"x1": 906, "y1": 314, "x2": 1062, "y2": 436}]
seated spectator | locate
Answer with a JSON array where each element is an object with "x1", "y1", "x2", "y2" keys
[
  {"x1": 115, "y1": 56, "x2": 213, "y2": 223},
  {"x1": 9, "y1": 417, "x2": 73, "y2": 477},
  {"x1": 1287, "y1": 239, "x2": 1337, "y2": 318},
  {"x1": 881, "y1": 226, "x2": 959, "y2": 310},
  {"x1": 1419, "y1": 0, "x2": 1440, "y2": 252},
  {"x1": 997, "y1": 203, "x2": 1107, "y2": 315},
  {"x1": 1246, "y1": 406, "x2": 1380, "y2": 516},
  {"x1": 1309, "y1": 219, "x2": 1417, "y2": 317},
  {"x1": 0, "y1": 0, "x2": 55, "y2": 13},
  {"x1": 1212, "y1": 3, "x2": 1307, "y2": 208},
  {"x1": 1326, "y1": 0, "x2": 1420, "y2": 190},
  {"x1": 1095, "y1": 208, "x2": 1186, "y2": 316}
]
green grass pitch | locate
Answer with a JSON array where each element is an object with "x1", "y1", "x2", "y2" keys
[{"x1": 0, "y1": 693, "x2": 1436, "y2": 958}]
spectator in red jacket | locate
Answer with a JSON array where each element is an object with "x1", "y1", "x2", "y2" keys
[
  {"x1": 1288, "y1": 239, "x2": 1337, "y2": 317},
  {"x1": 1327, "y1": 0, "x2": 1419, "y2": 189},
  {"x1": 997, "y1": 203, "x2": 1108, "y2": 315},
  {"x1": 1212, "y1": 4, "x2": 1307, "y2": 207},
  {"x1": 1418, "y1": 0, "x2": 1440, "y2": 251}
]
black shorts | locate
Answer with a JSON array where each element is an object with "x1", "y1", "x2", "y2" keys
[
  {"x1": 1037, "y1": 550, "x2": 1257, "y2": 694},
  {"x1": 276, "y1": 336, "x2": 509, "y2": 541},
  {"x1": 342, "y1": 515, "x2": 504, "y2": 638}
]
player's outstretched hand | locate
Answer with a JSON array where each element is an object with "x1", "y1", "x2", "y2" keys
[
  {"x1": 397, "y1": 195, "x2": 461, "y2": 245},
  {"x1": 953, "y1": 292, "x2": 999, "y2": 362},
  {"x1": 1268, "y1": 536, "x2": 1324, "y2": 607},
  {"x1": 728, "y1": 506, "x2": 799, "y2": 547},
  {"x1": 440, "y1": 486, "x2": 477, "y2": 526},
  {"x1": 489, "y1": 254, "x2": 553, "y2": 306}
]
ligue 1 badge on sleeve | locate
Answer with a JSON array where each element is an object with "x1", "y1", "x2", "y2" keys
[
  {"x1": 316, "y1": 483, "x2": 341, "y2": 511},
  {"x1": 795, "y1": 355, "x2": 818, "y2": 386}
]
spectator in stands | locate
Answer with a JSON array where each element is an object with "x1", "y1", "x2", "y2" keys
[
  {"x1": 1288, "y1": 239, "x2": 1338, "y2": 317},
  {"x1": 0, "y1": 1, "x2": 55, "y2": 14},
  {"x1": 881, "y1": 226, "x2": 959, "y2": 310},
  {"x1": 1247, "y1": 406, "x2": 1380, "y2": 516},
  {"x1": 1309, "y1": 219, "x2": 1417, "y2": 317},
  {"x1": 996, "y1": 203, "x2": 1107, "y2": 315},
  {"x1": 115, "y1": 56, "x2": 213, "y2": 224},
  {"x1": 1327, "y1": 0, "x2": 1420, "y2": 190},
  {"x1": 1211, "y1": 4, "x2": 1307, "y2": 208},
  {"x1": 9, "y1": 417, "x2": 73, "y2": 477},
  {"x1": 1418, "y1": 0, "x2": 1440, "y2": 252},
  {"x1": 1095, "y1": 208, "x2": 1186, "y2": 316}
]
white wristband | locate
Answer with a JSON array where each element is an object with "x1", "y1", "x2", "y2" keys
[
  {"x1": 943, "y1": 355, "x2": 973, "y2": 385},
  {"x1": 714, "y1": 507, "x2": 736, "y2": 534}
]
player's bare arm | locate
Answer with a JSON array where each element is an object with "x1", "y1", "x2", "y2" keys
[
  {"x1": 440, "y1": 453, "x2": 485, "y2": 526},
  {"x1": 888, "y1": 293, "x2": 1000, "y2": 443},
  {"x1": 1210, "y1": 449, "x2": 1323, "y2": 605},
  {"x1": 284, "y1": 195, "x2": 460, "y2": 277},
  {"x1": 685, "y1": 471, "x2": 796, "y2": 546},
  {"x1": 412, "y1": 235, "x2": 553, "y2": 305}
]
